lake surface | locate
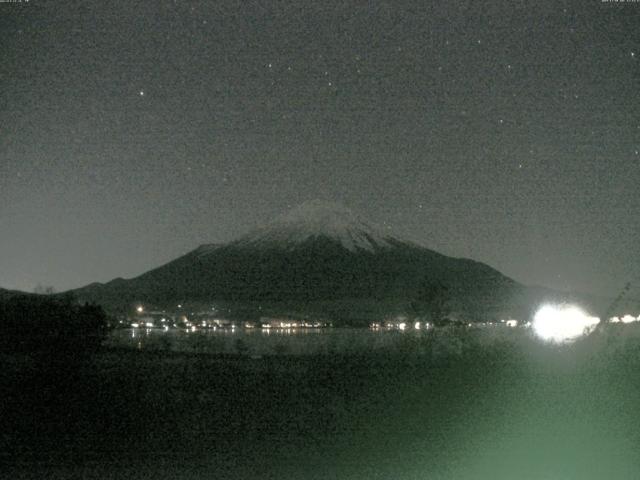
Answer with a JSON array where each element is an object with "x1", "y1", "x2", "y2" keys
[{"x1": 106, "y1": 325, "x2": 533, "y2": 356}]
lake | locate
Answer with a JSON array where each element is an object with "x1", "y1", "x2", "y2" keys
[{"x1": 105, "y1": 324, "x2": 546, "y2": 358}]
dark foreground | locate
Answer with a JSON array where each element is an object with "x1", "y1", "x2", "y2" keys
[{"x1": 3, "y1": 328, "x2": 640, "y2": 479}]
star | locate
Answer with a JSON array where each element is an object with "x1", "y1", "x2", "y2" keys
[{"x1": 139, "y1": 90, "x2": 145, "y2": 96}]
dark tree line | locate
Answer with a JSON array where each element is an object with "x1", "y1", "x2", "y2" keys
[{"x1": 0, "y1": 293, "x2": 109, "y2": 357}]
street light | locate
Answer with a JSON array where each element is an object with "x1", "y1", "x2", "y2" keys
[{"x1": 532, "y1": 304, "x2": 600, "y2": 343}]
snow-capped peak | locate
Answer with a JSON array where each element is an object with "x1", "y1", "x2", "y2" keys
[{"x1": 233, "y1": 200, "x2": 398, "y2": 252}]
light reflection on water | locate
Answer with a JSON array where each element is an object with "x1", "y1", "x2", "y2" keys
[
  {"x1": 107, "y1": 326, "x2": 529, "y2": 356},
  {"x1": 111, "y1": 327, "x2": 398, "y2": 355}
]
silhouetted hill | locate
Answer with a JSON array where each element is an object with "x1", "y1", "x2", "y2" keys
[{"x1": 0, "y1": 289, "x2": 108, "y2": 355}]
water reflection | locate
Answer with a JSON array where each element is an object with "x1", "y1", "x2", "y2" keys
[
  {"x1": 107, "y1": 324, "x2": 538, "y2": 357},
  {"x1": 109, "y1": 326, "x2": 425, "y2": 356}
]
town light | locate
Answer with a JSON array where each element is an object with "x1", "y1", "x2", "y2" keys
[
  {"x1": 533, "y1": 304, "x2": 600, "y2": 343},
  {"x1": 621, "y1": 315, "x2": 637, "y2": 324},
  {"x1": 136, "y1": 306, "x2": 144, "y2": 313}
]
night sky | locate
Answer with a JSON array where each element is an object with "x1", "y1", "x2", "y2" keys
[{"x1": 1, "y1": 0, "x2": 639, "y2": 297}]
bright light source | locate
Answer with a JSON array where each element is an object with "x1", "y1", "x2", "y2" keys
[
  {"x1": 505, "y1": 319, "x2": 518, "y2": 328},
  {"x1": 398, "y1": 322, "x2": 406, "y2": 331},
  {"x1": 136, "y1": 306, "x2": 144, "y2": 313},
  {"x1": 533, "y1": 304, "x2": 600, "y2": 343},
  {"x1": 621, "y1": 314, "x2": 637, "y2": 324}
]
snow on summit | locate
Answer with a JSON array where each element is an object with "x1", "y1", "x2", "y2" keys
[{"x1": 233, "y1": 200, "x2": 398, "y2": 252}]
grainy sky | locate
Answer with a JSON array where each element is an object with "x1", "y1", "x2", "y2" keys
[{"x1": 1, "y1": 0, "x2": 639, "y2": 296}]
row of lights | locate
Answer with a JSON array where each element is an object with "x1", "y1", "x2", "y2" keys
[{"x1": 134, "y1": 303, "x2": 639, "y2": 344}]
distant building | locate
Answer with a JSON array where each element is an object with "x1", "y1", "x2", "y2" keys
[{"x1": 131, "y1": 312, "x2": 173, "y2": 328}]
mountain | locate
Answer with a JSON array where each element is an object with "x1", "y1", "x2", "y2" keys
[{"x1": 71, "y1": 201, "x2": 584, "y2": 323}]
